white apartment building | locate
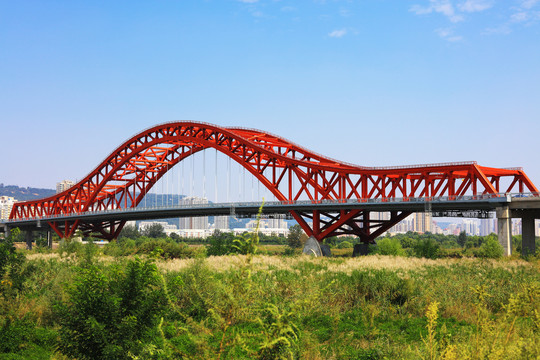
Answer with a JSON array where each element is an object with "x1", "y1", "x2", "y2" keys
[
  {"x1": 139, "y1": 221, "x2": 179, "y2": 235},
  {"x1": 178, "y1": 196, "x2": 209, "y2": 230},
  {"x1": 56, "y1": 180, "x2": 75, "y2": 194},
  {"x1": 214, "y1": 215, "x2": 229, "y2": 230},
  {"x1": 415, "y1": 212, "x2": 433, "y2": 233},
  {"x1": 0, "y1": 196, "x2": 16, "y2": 220}
]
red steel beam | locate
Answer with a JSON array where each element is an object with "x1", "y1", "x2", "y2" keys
[{"x1": 9, "y1": 122, "x2": 538, "y2": 240}]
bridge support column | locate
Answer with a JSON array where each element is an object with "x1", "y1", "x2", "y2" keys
[
  {"x1": 496, "y1": 207, "x2": 512, "y2": 256},
  {"x1": 521, "y1": 214, "x2": 536, "y2": 257},
  {"x1": 47, "y1": 231, "x2": 53, "y2": 248},
  {"x1": 24, "y1": 230, "x2": 33, "y2": 250}
]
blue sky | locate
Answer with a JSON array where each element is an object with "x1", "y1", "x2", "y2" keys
[{"x1": 1, "y1": 0, "x2": 539, "y2": 192}]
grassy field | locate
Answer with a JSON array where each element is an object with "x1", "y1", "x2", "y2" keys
[{"x1": 1, "y1": 241, "x2": 539, "y2": 359}]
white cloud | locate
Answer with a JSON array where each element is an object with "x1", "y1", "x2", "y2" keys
[
  {"x1": 238, "y1": 0, "x2": 259, "y2": 3},
  {"x1": 435, "y1": 27, "x2": 463, "y2": 41},
  {"x1": 521, "y1": 0, "x2": 540, "y2": 9},
  {"x1": 508, "y1": 0, "x2": 540, "y2": 25},
  {"x1": 328, "y1": 29, "x2": 347, "y2": 38},
  {"x1": 511, "y1": 11, "x2": 529, "y2": 22},
  {"x1": 458, "y1": 0, "x2": 493, "y2": 13},
  {"x1": 281, "y1": 6, "x2": 295, "y2": 12},
  {"x1": 410, "y1": 0, "x2": 464, "y2": 23}
]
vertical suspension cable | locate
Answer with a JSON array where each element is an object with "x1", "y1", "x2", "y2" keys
[
  {"x1": 191, "y1": 148, "x2": 195, "y2": 198},
  {"x1": 181, "y1": 151, "x2": 184, "y2": 203},
  {"x1": 203, "y1": 149, "x2": 206, "y2": 200},
  {"x1": 239, "y1": 163, "x2": 242, "y2": 202},
  {"x1": 227, "y1": 156, "x2": 230, "y2": 202},
  {"x1": 215, "y1": 148, "x2": 218, "y2": 203},
  {"x1": 144, "y1": 167, "x2": 147, "y2": 208}
]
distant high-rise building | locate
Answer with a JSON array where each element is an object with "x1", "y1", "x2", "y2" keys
[
  {"x1": 414, "y1": 212, "x2": 432, "y2": 233},
  {"x1": 480, "y1": 218, "x2": 495, "y2": 236},
  {"x1": 0, "y1": 196, "x2": 16, "y2": 220},
  {"x1": 267, "y1": 215, "x2": 287, "y2": 229},
  {"x1": 463, "y1": 219, "x2": 480, "y2": 236},
  {"x1": 214, "y1": 216, "x2": 229, "y2": 230},
  {"x1": 56, "y1": 180, "x2": 75, "y2": 194},
  {"x1": 178, "y1": 196, "x2": 208, "y2": 230}
]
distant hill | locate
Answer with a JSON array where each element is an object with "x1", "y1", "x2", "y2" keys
[{"x1": 0, "y1": 184, "x2": 55, "y2": 202}]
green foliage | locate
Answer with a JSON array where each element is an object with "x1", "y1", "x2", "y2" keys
[
  {"x1": 58, "y1": 238, "x2": 83, "y2": 258},
  {"x1": 0, "y1": 229, "x2": 25, "y2": 292},
  {"x1": 56, "y1": 258, "x2": 170, "y2": 359},
  {"x1": 0, "y1": 316, "x2": 57, "y2": 358},
  {"x1": 458, "y1": 231, "x2": 467, "y2": 247},
  {"x1": 136, "y1": 239, "x2": 197, "y2": 259},
  {"x1": 206, "y1": 230, "x2": 237, "y2": 256},
  {"x1": 375, "y1": 237, "x2": 405, "y2": 256},
  {"x1": 477, "y1": 235, "x2": 504, "y2": 259},
  {"x1": 336, "y1": 240, "x2": 353, "y2": 249},
  {"x1": 348, "y1": 269, "x2": 417, "y2": 306},
  {"x1": 141, "y1": 223, "x2": 167, "y2": 238},
  {"x1": 257, "y1": 304, "x2": 299, "y2": 359},
  {"x1": 414, "y1": 238, "x2": 440, "y2": 259},
  {"x1": 2, "y1": 232, "x2": 540, "y2": 359},
  {"x1": 119, "y1": 224, "x2": 140, "y2": 239},
  {"x1": 287, "y1": 224, "x2": 304, "y2": 249}
]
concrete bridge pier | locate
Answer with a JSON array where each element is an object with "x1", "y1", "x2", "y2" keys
[
  {"x1": 24, "y1": 230, "x2": 33, "y2": 250},
  {"x1": 2, "y1": 224, "x2": 9, "y2": 239},
  {"x1": 47, "y1": 231, "x2": 53, "y2": 248},
  {"x1": 496, "y1": 207, "x2": 512, "y2": 256},
  {"x1": 522, "y1": 214, "x2": 536, "y2": 256}
]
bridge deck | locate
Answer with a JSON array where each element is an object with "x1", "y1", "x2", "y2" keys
[{"x1": 1, "y1": 195, "x2": 513, "y2": 231}]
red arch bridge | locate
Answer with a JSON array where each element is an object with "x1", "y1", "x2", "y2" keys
[{"x1": 3, "y1": 122, "x2": 540, "y2": 255}]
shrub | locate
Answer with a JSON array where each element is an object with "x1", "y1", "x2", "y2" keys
[
  {"x1": 414, "y1": 238, "x2": 440, "y2": 259},
  {"x1": 349, "y1": 269, "x2": 416, "y2": 306},
  {"x1": 56, "y1": 258, "x2": 170, "y2": 359},
  {"x1": 207, "y1": 231, "x2": 237, "y2": 256},
  {"x1": 136, "y1": 239, "x2": 195, "y2": 259},
  {"x1": 336, "y1": 241, "x2": 353, "y2": 249},
  {"x1": 375, "y1": 238, "x2": 405, "y2": 256},
  {"x1": 0, "y1": 229, "x2": 26, "y2": 292},
  {"x1": 477, "y1": 236, "x2": 504, "y2": 259}
]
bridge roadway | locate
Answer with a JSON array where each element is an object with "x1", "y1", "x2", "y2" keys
[{"x1": 1, "y1": 194, "x2": 539, "y2": 256}]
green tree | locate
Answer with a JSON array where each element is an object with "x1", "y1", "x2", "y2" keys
[
  {"x1": 414, "y1": 238, "x2": 440, "y2": 259},
  {"x1": 141, "y1": 223, "x2": 166, "y2": 238},
  {"x1": 206, "y1": 230, "x2": 236, "y2": 256},
  {"x1": 457, "y1": 231, "x2": 467, "y2": 247},
  {"x1": 287, "y1": 224, "x2": 304, "y2": 248},
  {"x1": 119, "y1": 224, "x2": 140, "y2": 239}
]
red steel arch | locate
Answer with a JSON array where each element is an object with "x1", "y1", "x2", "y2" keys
[{"x1": 10, "y1": 121, "x2": 538, "y2": 241}]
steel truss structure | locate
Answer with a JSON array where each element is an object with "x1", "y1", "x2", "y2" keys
[{"x1": 10, "y1": 122, "x2": 538, "y2": 241}]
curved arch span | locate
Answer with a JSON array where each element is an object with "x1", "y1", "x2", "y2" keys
[{"x1": 10, "y1": 121, "x2": 538, "y2": 240}]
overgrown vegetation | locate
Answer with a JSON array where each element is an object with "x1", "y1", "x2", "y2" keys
[{"x1": 1, "y1": 220, "x2": 539, "y2": 359}]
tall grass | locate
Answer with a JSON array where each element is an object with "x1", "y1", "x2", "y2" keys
[{"x1": 1, "y1": 244, "x2": 538, "y2": 359}]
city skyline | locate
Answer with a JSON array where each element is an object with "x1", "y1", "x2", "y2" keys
[{"x1": 1, "y1": 1, "x2": 539, "y2": 191}]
